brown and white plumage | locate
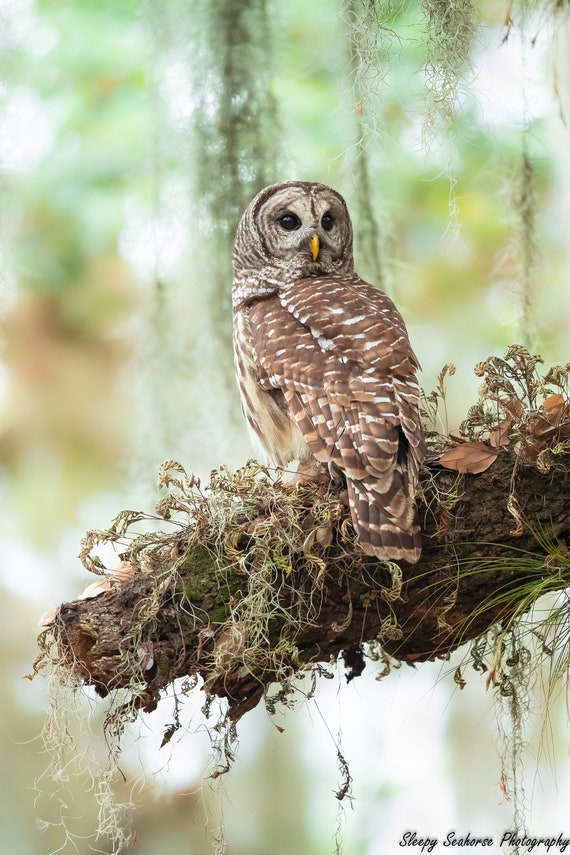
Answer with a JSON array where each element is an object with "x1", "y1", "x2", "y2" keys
[{"x1": 232, "y1": 181, "x2": 425, "y2": 563}]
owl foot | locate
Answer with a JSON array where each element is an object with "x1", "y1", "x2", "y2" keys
[{"x1": 275, "y1": 459, "x2": 325, "y2": 488}]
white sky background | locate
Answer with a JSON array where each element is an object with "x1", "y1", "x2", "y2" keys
[{"x1": 1, "y1": 2, "x2": 570, "y2": 853}]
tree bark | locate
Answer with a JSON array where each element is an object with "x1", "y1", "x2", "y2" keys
[{"x1": 43, "y1": 451, "x2": 570, "y2": 721}]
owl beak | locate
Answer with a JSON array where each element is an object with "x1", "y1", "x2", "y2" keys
[{"x1": 310, "y1": 233, "x2": 320, "y2": 261}]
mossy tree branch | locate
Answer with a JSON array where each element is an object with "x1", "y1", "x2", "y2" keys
[{"x1": 41, "y1": 449, "x2": 570, "y2": 722}]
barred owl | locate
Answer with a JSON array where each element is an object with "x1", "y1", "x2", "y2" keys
[{"x1": 232, "y1": 181, "x2": 425, "y2": 563}]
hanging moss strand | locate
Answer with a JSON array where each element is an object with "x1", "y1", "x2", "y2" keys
[{"x1": 191, "y1": 0, "x2": 279, "y2": 350}]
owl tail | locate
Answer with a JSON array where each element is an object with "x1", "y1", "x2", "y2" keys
[{"x1": 346, "y1": 476, "x2": 422, "y2": 564}]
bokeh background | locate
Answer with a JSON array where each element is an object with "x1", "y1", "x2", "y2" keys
[{"x1": 1, "y1": 1, "x2": 570, "y2": 853}]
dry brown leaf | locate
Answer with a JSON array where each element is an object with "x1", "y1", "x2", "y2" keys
[
  {"x1": 505, "y1": 397, "x2": 524, "y2": 420},
  {"x1": 109, "y1": 560, "x2": 134, "y2": 582},
  {"x1": 78, "y1": 578, "x2": 112, "y2": 600},
  {"x1": 514, "y1": 440, "x2": 539, "y2": 461},
  {"x1": 542, "y1": 393, "x2": 565, "y2": 420},
  {"x1": 39, "y1": 609, "x2": 56, "y2": 627},
  {"x1": 527, "y1": 416, "x2": 556, "y2": 439},
  {"x1": 437, "y1": 441, "x2": 498, "y2": 474},
  {"x1": 489, "y1": 418, "x2": 512, "y2": 448}
]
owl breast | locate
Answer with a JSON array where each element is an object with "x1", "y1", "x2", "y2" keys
[{"x1": 233, "y1": 306, "x2": 312, "y2": 468}]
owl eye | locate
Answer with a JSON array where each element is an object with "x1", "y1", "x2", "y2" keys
[
  {"x1": 321, "y1": 212, "x2": 335, "y2": 231},
  {"x1": 277, "y1": 213, "x2": 302, "y2": 231}
]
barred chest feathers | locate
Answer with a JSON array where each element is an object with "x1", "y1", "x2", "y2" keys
[{"x1": 233, "y1": 305, "x2": 311, "y2": 467}]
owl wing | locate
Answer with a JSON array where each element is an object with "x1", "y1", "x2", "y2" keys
[{"x1": 249, "y1": 274, "x2": 425, "y2": 563}]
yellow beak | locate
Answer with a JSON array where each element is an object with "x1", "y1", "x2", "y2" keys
[{"x1": 310, "y1": 233, "x2": 320, "y2": 261}]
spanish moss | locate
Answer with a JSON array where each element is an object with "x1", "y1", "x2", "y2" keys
[{"x1": 421, "y1": 0, "x2": 478, "y2": 149}]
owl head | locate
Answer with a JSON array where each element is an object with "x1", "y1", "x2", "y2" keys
[{"x1": 233, "y1": 181, "x2": 355, "y2": 279}]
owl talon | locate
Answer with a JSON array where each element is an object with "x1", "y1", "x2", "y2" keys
[
  {"x1": 278, "y1": 460, "x2": 325, "y2": 488},
  {"x1": 328, "y1": 461, "x2": 345, "y2": 489}
]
